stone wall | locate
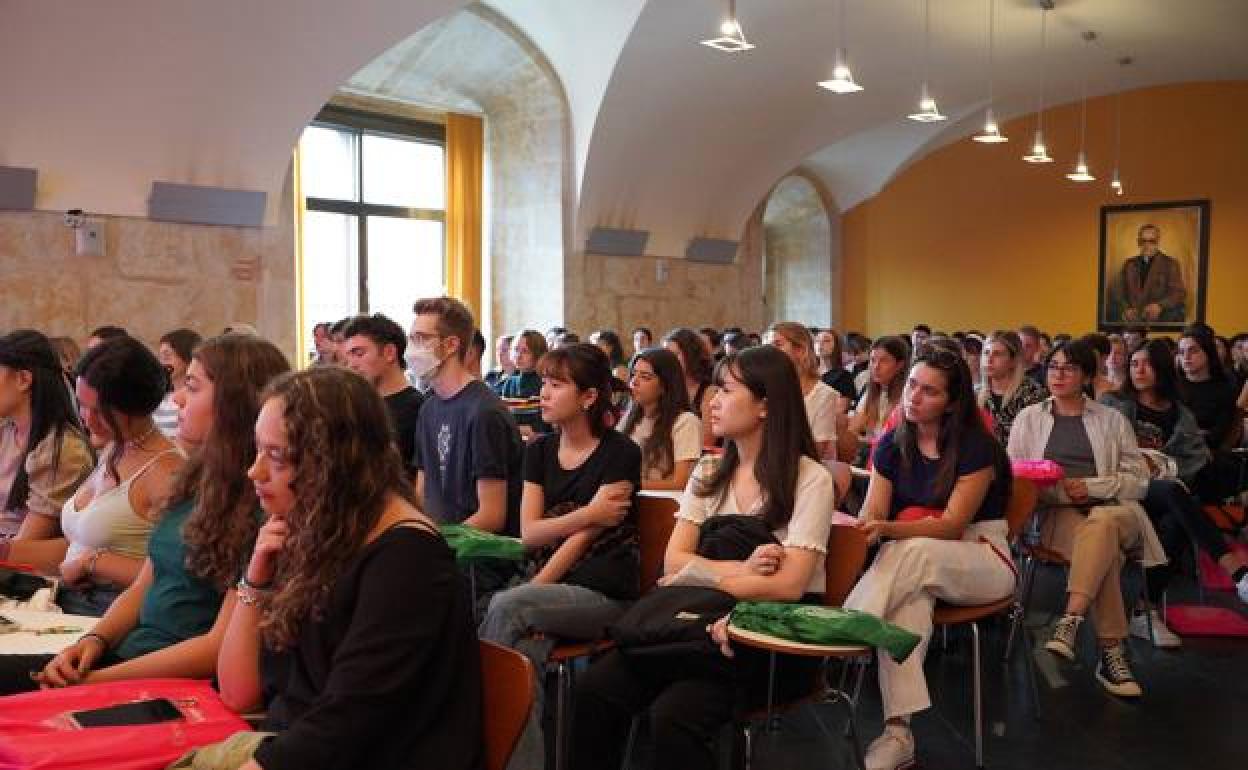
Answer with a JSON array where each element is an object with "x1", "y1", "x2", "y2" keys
[
  {"x1": 762, "y1": 173, "x2": 838, "y2": 329},
  {"x1": 0, "y1": 167, "x2": 296, "y2": 360}
]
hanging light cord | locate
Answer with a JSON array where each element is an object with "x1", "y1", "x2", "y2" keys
[{"x1": 1036, "y1": 9, "x2": 1047, "y2": 133}]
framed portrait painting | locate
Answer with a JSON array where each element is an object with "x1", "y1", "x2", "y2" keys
[{"x1": 1098, "y1": 199, "x2": 1209, "y2": 330}]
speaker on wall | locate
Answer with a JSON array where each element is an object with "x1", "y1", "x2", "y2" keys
[
  {"x1": 685, "y1": 237, "x2": 738, "y2": 264},
  {"x1": 148, "y1": 182, "x2": 267, "y2": 227},
  {"x1": 586, "y1": 226, "x2": 649, "y2": 257},
  {"x1": 0, "y1": 166, "x2": 37, "y2": 211}
]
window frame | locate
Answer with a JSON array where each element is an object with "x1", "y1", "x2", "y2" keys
[{"x1": 303, "y1": 106, "x2": 447, "y2": 312}]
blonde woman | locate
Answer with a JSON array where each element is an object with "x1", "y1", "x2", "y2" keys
[{"x1": 978, "y1": 330, "x2": 1049, "y2": 446}]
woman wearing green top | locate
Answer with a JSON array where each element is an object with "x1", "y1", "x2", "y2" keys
[{"x1": 0, "y1": 334, "x2": 289, "y2": 694}]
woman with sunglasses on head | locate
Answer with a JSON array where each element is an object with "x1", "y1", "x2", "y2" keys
[
  {"x1": 0, "y1": 335, "x2": 289, "y2": 695},
  {"x1": 619, "y1": 348, "x2": 701, "y2": 492},
  {"x1": 842, "y1": 348, "x2": 1014, "y2": 770},
  {"x1": 208, "y1": 367, "x2": 482, "y2": 770},
  {"x1": 0, "y1": 331, "x2": 94, "y2": 571},
  {"x1": 571, "y1": 345, "x2": 835, "y2": 770},
  {"x1": 1008, "y1": 340, "x2": 1162, "y2": 700}
]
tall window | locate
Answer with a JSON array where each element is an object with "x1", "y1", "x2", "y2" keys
[{"x1": 298, "y1": 107, "x2": 446, "y2": 350}]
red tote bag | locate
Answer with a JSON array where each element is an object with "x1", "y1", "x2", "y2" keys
[{"x1": 0, "y1": 678, "x2": 248, "y2": 770}]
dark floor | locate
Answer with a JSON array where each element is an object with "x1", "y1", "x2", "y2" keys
[{"x1": 621, "y1": 563, "x2": 1248, "y2": 770}]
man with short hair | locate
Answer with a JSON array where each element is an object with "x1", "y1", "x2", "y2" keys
[
  {"x1": 1018, "y1": 325, "x2": 1046, "y2": 384},
  {"x1": 910, "y1": 324, "x2": 932, "y2": 358},
  {"x1": 343, "y1": 313, "x2": 424, "y2": 466},
  {"x1": 409, "y1": 297, "x2": 523, "y2": 540},
  {"x1": 85, "y1": 325, "x2": 127, "y2": 350},
  {"x1": 1112, "y1": 223, "x2": 1188, "y2": 323}
]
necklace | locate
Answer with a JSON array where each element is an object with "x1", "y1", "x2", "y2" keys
[{"x1": 124, "y1": 422, "x2": 160, "y2": 451}]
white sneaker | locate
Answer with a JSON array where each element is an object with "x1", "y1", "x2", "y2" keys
[
  {"x1": 864, "y1": 724, "x2": 916, "y2": 770},
  {"x1": 1128, "y1": 610, "x2": 1182, "y2": 649},
  {"x1": 1236, "y1": 574, "x2": 1248, "y2": 605}
]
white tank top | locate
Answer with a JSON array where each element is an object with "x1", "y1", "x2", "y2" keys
[{"x1": 61, "y1": 447, "x2": 181, "y2": 563}]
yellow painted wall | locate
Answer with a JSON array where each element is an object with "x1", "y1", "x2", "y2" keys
[{"x1": 841, "y1": 81, "x2": 1248, "y2": 337}]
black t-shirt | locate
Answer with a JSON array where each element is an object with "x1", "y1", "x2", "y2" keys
[
  {"x1": 524, "y1": 429, "x2": 642, "y2": 599},
  {"x1": 1133, "y1": 401, "x2": 1179, "y2": 450},
  {"x1": 384, "y1": 386, "x2": 424, "y2": 467},
  {"x1": 821, "y1": 368, "x2": 858, "y2": 401},
  {"x1": 872, "y1": 427, "x2": 1008, "y2": 522},
  {"x1": 256, "y1": 526, "x2": 482, "y2": 770},
  {"x1": 1180, "y1": 378, "x2": 1238, "y2": 449},
  {"x1": 413, "y1": 380, "x2": 524, "y2": 536}
]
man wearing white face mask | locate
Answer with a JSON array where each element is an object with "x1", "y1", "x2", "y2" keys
[{"x1": 409, "y1": 297, "x2": 525, "y2": 545}]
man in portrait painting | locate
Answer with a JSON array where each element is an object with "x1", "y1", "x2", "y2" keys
[{"x1": 1111, "y1": 223, "x2": 1187, "y2": 323}]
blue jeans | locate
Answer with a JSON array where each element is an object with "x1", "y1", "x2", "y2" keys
[{"x1": 478, "y1": 582, "x2": 625, "y2": 770}]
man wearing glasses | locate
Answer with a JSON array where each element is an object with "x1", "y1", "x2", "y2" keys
[{"x1": 1111, "y1": 223, "x2": 1187, "y2": 323}]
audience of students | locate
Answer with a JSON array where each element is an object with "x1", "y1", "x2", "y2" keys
[
  {"x1": 618, "y1": 348, "x2": 701, "y2": 491},
  {"x1": 572, "y1": 344, "x2": 834, "y2": 770}
]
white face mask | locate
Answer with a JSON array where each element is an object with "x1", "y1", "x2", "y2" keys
[{"x1": 405, "y1": 346, "x2": 444, "y2": 383}]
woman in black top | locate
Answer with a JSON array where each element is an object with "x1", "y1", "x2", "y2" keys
[
  {"x1": 213, "y1": 367, "x2": 482, "y2": 770},
  {"x1": 1177, "y1": 330, "x2": 1241, "y2": 451}
]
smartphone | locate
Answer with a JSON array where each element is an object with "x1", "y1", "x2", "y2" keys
[{"x1": 68, "y1": 698, "x2": 184, "y2": 728}]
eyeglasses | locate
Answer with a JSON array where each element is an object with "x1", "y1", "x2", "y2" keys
[
  {"x1": 1046, "y1": 363, "x2": 1081, "y2": 375},
  {"x1": 408, "y1": 332, "x2": 443, "y2": 347}
]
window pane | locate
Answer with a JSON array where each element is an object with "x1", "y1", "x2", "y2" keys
[
  {"x1": 362, "y1": 135, "x2": 445, "y2": 209},
  {"x1": 300, "y1": 126, "x2": 357, "y2": 201},
  {"x1": 303, "y1": 211, "x2": 359, "y2": 353},
  {"x1": 366, "y1": 217, "x2": 444, "y2": 330}
]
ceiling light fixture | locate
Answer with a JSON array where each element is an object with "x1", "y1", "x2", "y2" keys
[
  {"x1": 818, "y1": 0, "x2": 863, "y2": 94},
  {"x1": 973, "y1": 0, "x2": 1008, "y2": 142},
  {"x1": 1110, "y1": 57, "x2": 1130, "y2": 195},
  {"x1": 1023, "y1": 4, "x2": 1053, "y2": 162},
  {"x1": 1065, "y1": 31, "x2": 1097, "y2": 182},
  {"x1": 907, "y1": 0, "x2": 946, "y2": 122},
  {"x1": 700, "y1": 0, "x2": 755, "y2": 53}
]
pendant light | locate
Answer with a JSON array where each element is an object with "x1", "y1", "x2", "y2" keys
[
  {"x1": 818, "y1": 0, "x2": 863, "y2": 93},
  {"x1": 1065, "y1": 32, "x2": 1096, "y2": 182},
  {"x1": 907, "y1": 0, "x2": 946, "y2": 122},
  {"x1": 1023, "y1": 6, "x2": 1053, "y2": 162},
  {"x1": 1110, "y1": 57, "x2": 1130, "y2": 195},
  {"x1": 700, "y1": 0, "x2": 755, "y2": 52},
  {"x1": 972, "y1": 0, "x2": 1007, "y2": 142}
]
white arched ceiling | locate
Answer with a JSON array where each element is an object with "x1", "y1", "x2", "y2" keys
[
  {"x1": 574, "y1": 0, "x2": 1248, "y2": 256},
  {"x1": 0, "y1": 0, "x2": 467, "y2": 221}
]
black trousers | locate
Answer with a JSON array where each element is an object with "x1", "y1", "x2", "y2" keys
[{"x1": 1141, "y1": 478, "x2": 1230, "y2": 601}]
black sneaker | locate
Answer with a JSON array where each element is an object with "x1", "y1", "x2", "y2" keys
[{"x1": 1096, "y1": 643, "x2": 1143, "y2": 698}]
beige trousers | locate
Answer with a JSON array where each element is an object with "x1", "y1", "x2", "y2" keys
[
  {"x1": 844, "y1": 521, "x2": 1016, "y2": 720},
  {"x1": 1039, "y1": 505, "x2": 1144, "y2": 640}
]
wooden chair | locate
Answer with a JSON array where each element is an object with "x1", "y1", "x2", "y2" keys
[
  {"x1": 725, "y1": 523, "x2": 873, "y2": 770},
  {"x1": 481, "y1": 640, "x2": 537, "y2": 770},
  {"x1": 930, "y1": 477, "x2": 1038, "y2": 769},
  {"x1": 548, "y1": 492, "x2": 679, "y2": 770}
]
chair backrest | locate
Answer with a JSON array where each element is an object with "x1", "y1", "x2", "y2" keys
[
  {"x1": 1004, "y1": 477, "x2": 1038, "y2": 542},
  {"x1": 638, "y1": 492, "x2": 680, "y2": 595},
  {"x1": 480, "y1": 640, "x2": 536, "y2": 770},
  {"x1": 823, "y1": 524, "x2": 868, "y2": 607}
]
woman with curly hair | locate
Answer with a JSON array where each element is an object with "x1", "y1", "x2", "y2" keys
[
  {"x1": 0, "y1": 334, "x2": 289, "y2": 695},
  {"x1": 213, "y1": 367, "x2": 482, "y2": 770}
]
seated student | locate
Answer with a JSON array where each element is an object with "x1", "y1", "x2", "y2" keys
[
  {"x1": 841, "y1": 335, "x2": 907, "y2": 463},
  {"x1": 978, "y1": 330, "x2": 1049, "y2": 446},
  {"x1": 465, "y1": 328, "x2": 487, "y2": 380},
  {"x1": 590, "y1": 329, "x2": 631, "y2": 383},
  {"x1": 845, "y1": 332, "x2": 872, "y2": 392},
  {"x1": 1080, "y1": 333, "x2": 1118, "y2": 400},
  {"x1": 1106, "y1": 333, "x2": 1129, "y2": 391},
  {"x1": 479, "y1": 343, "x2": 641, "y2": 770},
  {"x1": 1007, "y1": 339, "x2": 1162, "y2": 699},
  {"x1": 664, "y1": 327, "x2": 720, "y2": 448},
  {"x1": 0, "y1": 331, "x2": 94, "y2": 571},
  {"x1": 1102, "y1": 340, "x2": 1248, "y2": 647},
  {"x1": 49, "y1": 336, "x2": 81, "y2": 385},
  {"x1": 571, "y1": 345, "x2": 835, "y2": 770},
  {"x1": 721, "y1": 330, "x2": 749, "y2": 357},
  {"x1": 84, "y1": 325, "x2": 127, "y2": 352},
  {"x1": 208, "y1": 367, "x2": 482, "y2": 770},
  {"x1": 632, "y1": 326, "x2": 653, "y2": 358},
  {"x1": 960, "y1": 334, "x2": 983, "y2": 389},
  {"x1": 498, "y1": 330, "x2": 547, "y2": 434},
  {"x1": 1177, "y1": 329, "x2": 1242, "y2": 453},
  {"x1": 57, "y1": 337, "x2": 186, "y2": 616},
  {"x1": 619, "y1": 348, "x2": 702, "y2": 491},
  {"x1": 0, "y1": 334, "x2": 289, "y2": 695},
  {"x1": 765, "y1": 322, "x2": 842, "y2": 465},
  {"x1": 410, "y1": 298, "x2": 524, "y2": 542},
  {"x1": 342, "y1": 313, "x2": 424, "y2": 467},
  {"x1": 1018, "y1": 325, "x2": 1047, "y2": 385},
  {"x1": 484, "y1": 333, "x2": 515, "y2": 391},
  {"x1": 842, "y1": 349, "x2": 1015, "y2": 770},
  {"x1": 153, "y1": 328, "x2": 202, "y2": 439}
]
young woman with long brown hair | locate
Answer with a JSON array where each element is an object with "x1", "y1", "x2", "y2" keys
[
  {"x1": 618, "y1": 347, "x2": 701, "y2": 491},
  {"x1": 214, "y1": 367, "x2": 482, "y2": 770},
  {"x1": 0, "y1": 334, "x2": 290, "y2": 695}
]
